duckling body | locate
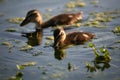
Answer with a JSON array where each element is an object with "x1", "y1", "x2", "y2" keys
[
  {"x1": 53, "y1": 28, "x2": 95, "y2": 49},
  {"x1": 20, "y1": 9, "x2": 83, "y2": 29}
]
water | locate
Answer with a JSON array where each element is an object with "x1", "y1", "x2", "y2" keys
[{"x1": 0, "y1": 0, "x2": 120, "y2": 80}]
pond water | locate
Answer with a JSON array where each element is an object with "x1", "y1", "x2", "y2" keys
[{"x1": 0, "y1": 0, "x2": 120, "y2": 80}]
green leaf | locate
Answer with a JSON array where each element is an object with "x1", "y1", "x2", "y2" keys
[
  {"x1": 88, "y1": 42, "x2": 94, "y2": 48},
  {"x1": 16, "y1": 65, "x2": 25, "y2": 70}
]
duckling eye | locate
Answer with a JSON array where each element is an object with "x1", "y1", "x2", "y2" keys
[
  {"x1": 30, "y1": 13, "x2": 36, "y2": 17},
  {"x1": 28, "y1": 13, "x2": 37, "y2": 18},
  {"x1": 61, "y1": 32, "x2": 64, "y2": 35}
]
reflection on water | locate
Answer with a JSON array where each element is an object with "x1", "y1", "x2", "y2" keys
[
  {"x1": 21, "y1": 29, "x2": 43, "y2": 46},
  {"x1": 54, "y1": 48, "x2": 66, "y2": 60},
  {"x1": 0, "y1": 0, "x2": 120, "y2": 80},
  {"x1": 54, "y1": 47, "x2": 111, "y2": 72}
]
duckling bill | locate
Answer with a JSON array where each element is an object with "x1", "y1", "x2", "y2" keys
[
  {"x1": 20, "y1": 9, "x2": 83, "y2": 29},
  {"x1": 53, "y1": 28, "x2": 95, "y2": 49}
]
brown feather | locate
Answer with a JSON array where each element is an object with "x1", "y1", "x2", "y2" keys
[
  {"x1": 53, "y1": 28, "x2": 95, "y2": 49},
  {"x1": 20, "y1": 9, "x2": 83, "y2": 29}
]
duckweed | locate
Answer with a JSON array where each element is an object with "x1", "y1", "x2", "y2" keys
[
  {"x1": 112, "y1": 26, "x2": 120, "y2": 34},
  {"x1": 45, "y1": 36, "x2": 54, "y2": 40},
  {"x1": 72, "y1": 23, "x2": 81, "y2": 27},
  {"x1": 76, "y1": 2, "x2": 86, "y2": 7},
  {"x1": 5, "y1": 28, "x2": 18, "y2": 32},
  {"x1": 1, "y1": 42, "x2": 10, "y2": 46},
  {"x1": 66, "y1": 1, "x2": 86, "y2": 8},
  {"x1": 6, "y1": 17, "x2": 25, "y2": 24},
  {"x1": 20, "y1": 45, "x2": 33, "y2": 51},
  {"x1": 90, "y1": 0, "x2": 99, "y2": 5},
  {"x1": 84, "y1": 10, "x2": 120, "y2": 28},
  {"x1": 91, "y1": 21, "x2": 99, "y2": 25},
  {"x1": 66, "y1": 1, "x2": 76, "y2": 8},
  {"x1": 115, "y1": 40, "x2": 120, "y2": 43},
  {"x1": 17, "y1": 62, "x2": 36, "y2": 70}
]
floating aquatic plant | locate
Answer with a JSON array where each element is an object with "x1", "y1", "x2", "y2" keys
[
  {"x1": 115, "y1": 40, "x2": 120, "y2": 43},
  {"x1": 7, "y1": 71, "x2": 23, "y2": 80},
  {"x1": 8, "y1": 62, "x2": 36, "y2": 80},
  {"x1": 72, "y1": 22, "x2": 81, "y2": 27},
  {"x1": 88, "y1": 42, "x2": 111, "y2": 63},
  {"x1": 20, "y1": 45, "x2": 33, "y2": 51},
  {"x1": 1, "y1": 42, "x2": 10, "y2": 46},
  {"x1": 84, "y1": 10, "x2": 120, "y2": 28},
  {"x1": 66, "y1": 1, "x2": 76, "y2": 8},
  {"x1": 45, "y1": 41, "x2": 52, "y2": 45},
  {"x1": 66, "y1": 1, "x2": 86, "y2": 8},
  {"x1": 1, "y1": 41, "x2": 13, "y2": 49},
  {"x1": 86, "y1": 62, "x2": 97, "y2": 72},
  {"x1": 6, "y1": 17, "x2": 24, "y2": 24},
  {"x1": 90, "y1": 0, "x2": 99, "y2": 5},
  {"x1": 45, "y1": 36, "x2": 54, "y2": 40},
  {"x1": 112, "y1": 26, "x2": 120, "y2": 35},
  {"x1": 86, "y1": 42, "x2": 111, "y2": 72},
  {"x1": 5, "y1": 28, "x2": 18, "y2": 32},
  {"x1": 68, "y1": 62, "x2": 78, "y2": 71},
  {"x1": 16, "y1": 62, "x2": 36, "y2": 70},
  {"x1": 76, "y1": 2, "x2": 86, "y2": 7}
]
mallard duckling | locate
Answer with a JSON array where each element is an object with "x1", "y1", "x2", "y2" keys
[
  {"x1": 20, "y1": 9, "x2": 83, "y2": 29},
  {"x1": 53, "y1": 28, "x2": 95, "y2": 49}
]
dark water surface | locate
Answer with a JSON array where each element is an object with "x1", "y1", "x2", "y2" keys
[{"x1": 0, "y1": 0, "x2": 120, "y2": 80}]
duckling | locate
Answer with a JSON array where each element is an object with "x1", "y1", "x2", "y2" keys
[
  {"x1": 20, "y1": 9, "x2": 83, "y2": 29},
  {"x1": 53, "y1": 28, "x2": 95, "y2": 49}
]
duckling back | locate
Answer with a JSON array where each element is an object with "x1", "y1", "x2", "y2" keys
[{"x1": 66, "y1": 32, "x2": 95, "y2": 44}]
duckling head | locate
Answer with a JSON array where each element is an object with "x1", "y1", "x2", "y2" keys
[
  {"x1": 20, "y1": 9, "x2": 43, "y2": 27},
  {"x1": 53, "y1": 27, "x2": 66, "y2": 49}
]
